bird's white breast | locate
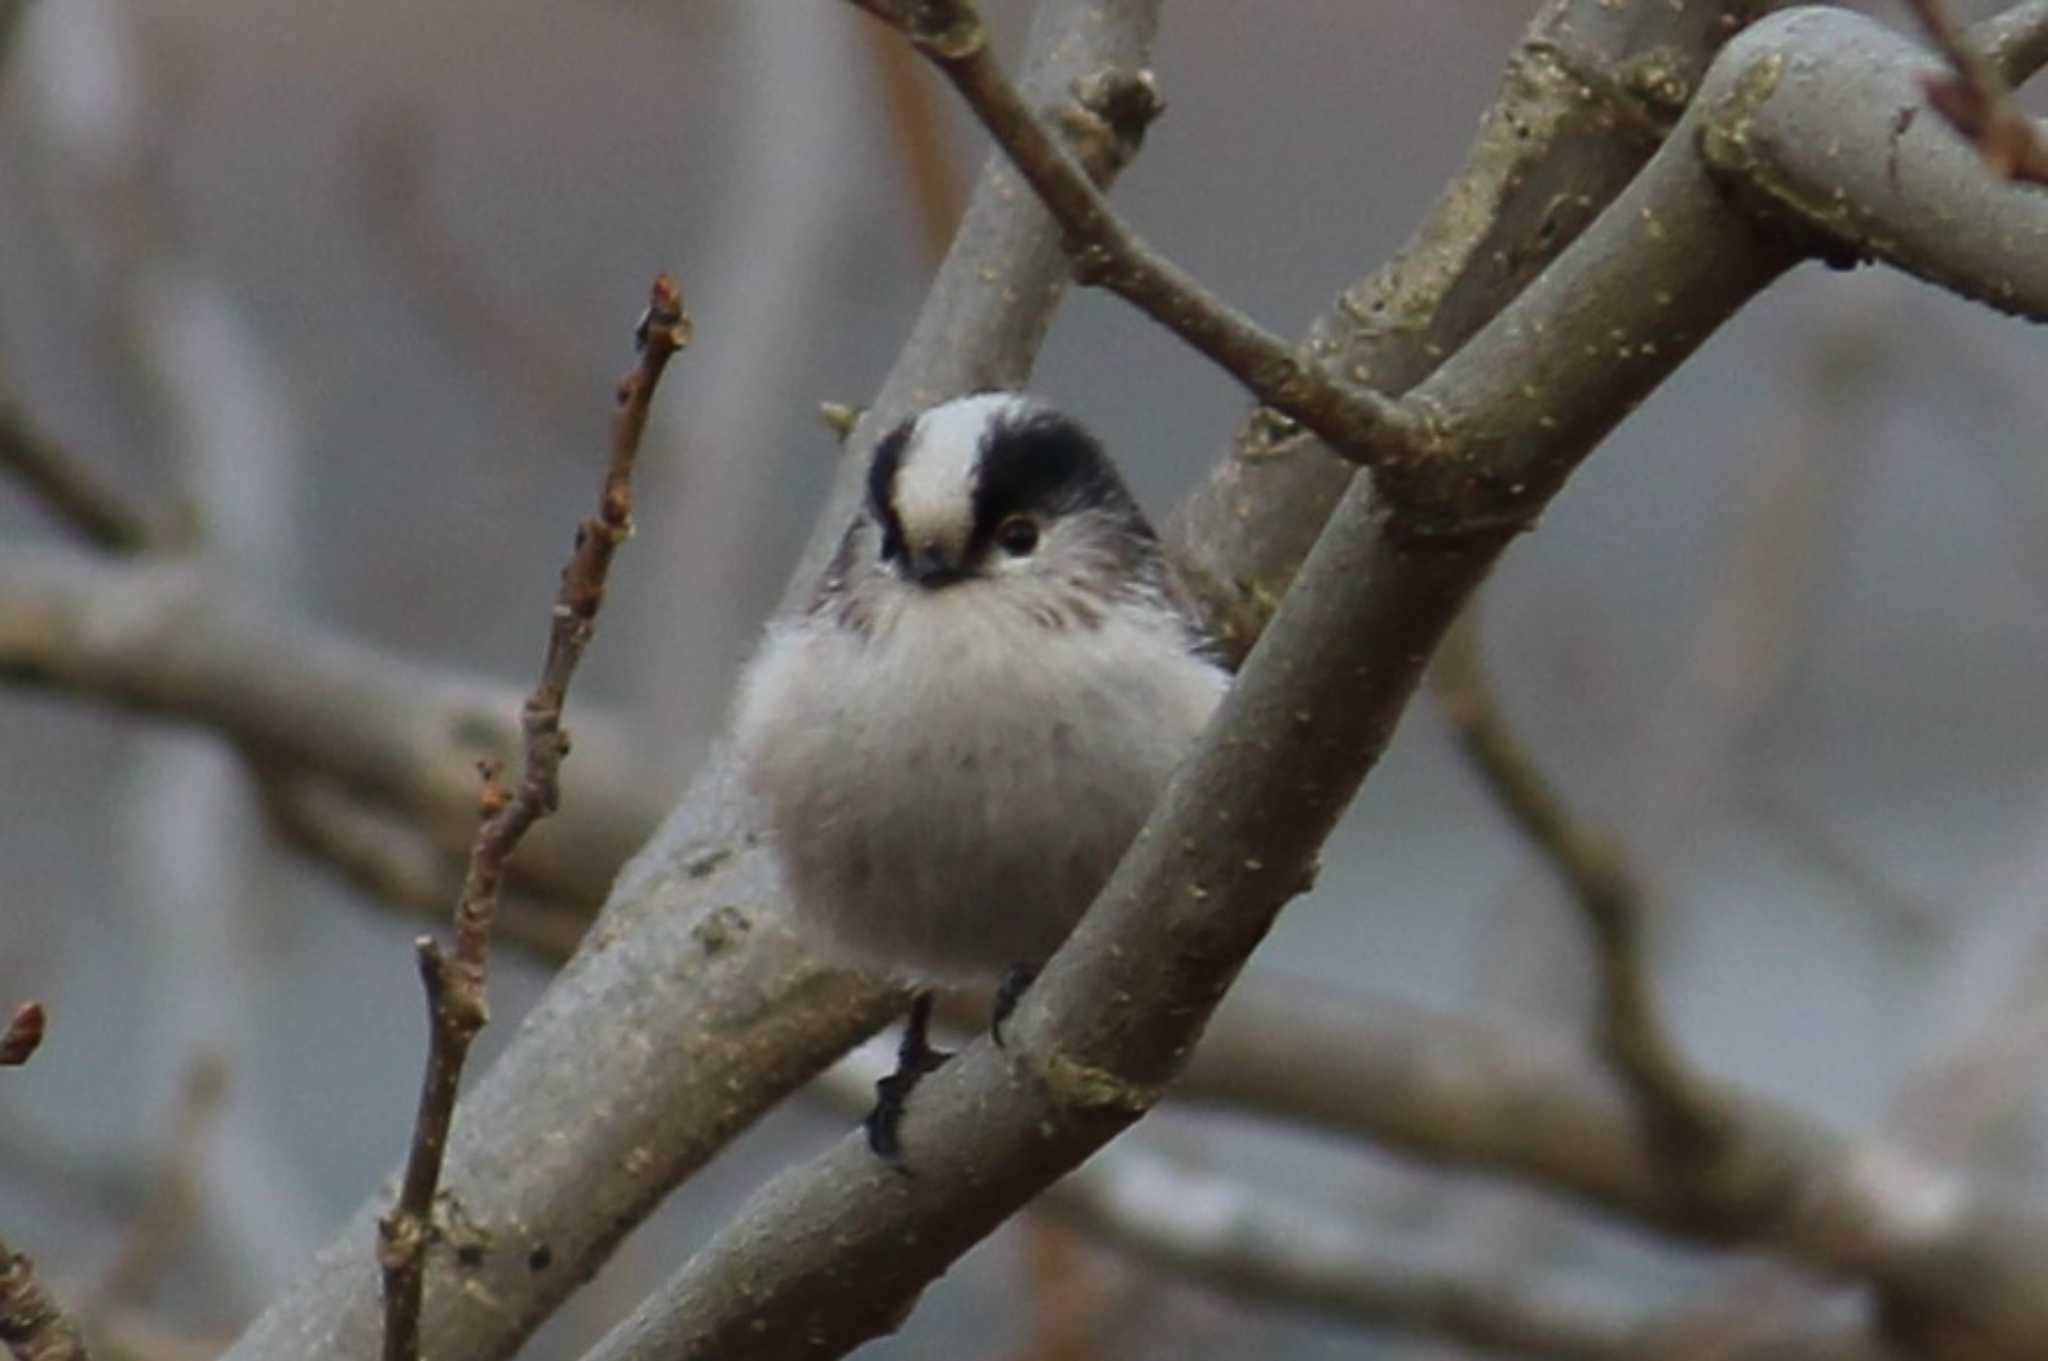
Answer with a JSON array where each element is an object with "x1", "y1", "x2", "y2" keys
[{"x1": 733, "y1": 582, "x2": 1226, "y2": 983}]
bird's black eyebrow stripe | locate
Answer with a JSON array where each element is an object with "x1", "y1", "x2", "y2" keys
[
  {"x1": 867, "y1": 418, "x2": 914, "y2": 564},
  {"x1": 968, "y1": 408, "x2": 1138, "y2": 542}
]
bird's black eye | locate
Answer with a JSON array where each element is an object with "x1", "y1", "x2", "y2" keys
[{"x1": 995, "y1": 514, "x2": 1040, "y2": 556}]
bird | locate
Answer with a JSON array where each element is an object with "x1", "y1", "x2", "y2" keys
[{"x1": 731, "y1": 392, "x2": 1228, "y2": 1163}]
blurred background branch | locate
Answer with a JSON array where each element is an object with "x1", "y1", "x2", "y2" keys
[{"x1": 5, "y1": 1, "x2": 2048, "y2": 1360}]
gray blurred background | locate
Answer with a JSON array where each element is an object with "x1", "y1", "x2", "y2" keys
[{"x1": 3, "y1": 2, "x2": 2047, "y2": 1357}]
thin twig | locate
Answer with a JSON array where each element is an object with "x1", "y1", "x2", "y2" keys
[
  {"x1": 1429, "y1": 611, "x2": 1738, "y2": 1177},
  {"x1": 0, "y1": 1235, "x2": 91, "y2": 1361},
  {"x1": 1054, "y1": 1148, "x2": 1651, "y2": 1361},
  {"x1": 845, "y1": 0, "x2": 1434, "y2": 475},
  {"x1": 376, "y1": 275, "x2": 689, "y2": 1361},
  {"x1": 1905, "y1": 0, "x2": 2048, "y2": 183},
  {"x1": 89, "y1": 1056, "x2": 229, "y2": 1314},
  {"x1": 1736, "y1": 781, "x2": 1942, "y2": 948},
  {"x1": 0, "y1": 1005, "x2": 45, "y2": 1068},
  {"x1": 0, "y1": 402, "x2": 156, "y2": 553}
]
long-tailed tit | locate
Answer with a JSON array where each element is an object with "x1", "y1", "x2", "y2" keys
[{"x1": 733, "y1": 392, "x2": 1227, "y2": 1160}]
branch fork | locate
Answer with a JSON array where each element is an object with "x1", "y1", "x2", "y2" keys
[{"x1": 846, "y1": 0, "x2": 1459, "y2": 502}]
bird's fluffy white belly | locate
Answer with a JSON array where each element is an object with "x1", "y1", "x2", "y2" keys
[{"x1": 734, "y1": 589, "x2": 1224, "y2": 983}]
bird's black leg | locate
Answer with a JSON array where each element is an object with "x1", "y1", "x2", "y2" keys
[
  {"x1": 990, "y1": 962, "x2": 1039, "y2": 1048},
  {"x1": 865, "y1": 990, "x2": 950, "y2": 1168}
]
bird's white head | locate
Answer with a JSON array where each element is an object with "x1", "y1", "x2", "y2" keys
[{"x1": 865, "y1": 391, "x2": 1149, "y2": 592}]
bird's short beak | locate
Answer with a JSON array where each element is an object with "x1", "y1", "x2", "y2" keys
[{"x1": 907, "y1": 542, "x2": 966, "y2": 587}]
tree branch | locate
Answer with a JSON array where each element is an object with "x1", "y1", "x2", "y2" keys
[
  {"x1": 376, "y1": 276, "x2": 688, "y2": 1361},
  {"x1": 1429, "y1": 612, "x2": 1735, "y2": 1175},
  {"x1": 0, "y1": 1236, "x2": 90, "y2": 1361},
  {"x1": 1703, "y1": 10, "x2": 2048, "y2": 320},
  {"x1": 1905, "y1": 0, "x2": 2048, "y2": 183},
  {"x1": 0, "y1": 548, "x2": 659, "y2": 906},
  {"x1": 1168, "y1": 0, "x2": 1796, "y2": 659},
  {"x1": 88, "y1": 1057, "x2": 228, "y2": 1319},
  {"x1": 0, "y1": 399, "x2": 157, "y2": 554},
  {"x1": 1045, "y1": 1145, "x2": 1867, "y2": 1361},
  {"x1": 1175, "y1": 976, "x2": 2048, "y2": 1357},
  {"x1": 1972, "y1": 1, "x2": 2048, "y2": 89},
  {"x1": 808, "y1": 1044, "x2": 1823, "y2": 1361},
  {"x1": 845, "y1": 0, "x2": 1436, "y2": 477}
]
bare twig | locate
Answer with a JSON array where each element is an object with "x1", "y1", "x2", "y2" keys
[
  {"x1": 0, "y1": 1005, "x2": 45, "y2": 1068},
  {"x1": 376, "y1": 275, "x2": 689, "y2": 1361},
  {"x1": 0, "y1": 1236, "x2": 90, "y2": 1361},
  {"x1": 0, "y1": 402, "x2": 156, "y2": 553},
  {"x1": 1737, "y1": 782, "x2": 1942, "y2": 948},
  {"x1": 1430, "y1": 611, "x2": 1737, "y2": 1176},
  {"x1": 1054, "y1": 1147, "x2": 1642, "y2": 1361},
  {"x1": 1905, "y1": 0, "x2": 2048, "y2": 183},
  {"x1": 1888, "y1": 868, "x2": 2048, "y2": 1165},
  {"x1": 1174, "y1": 976, "x2": 2048, "y2": 1359},
  {"x1": 845, "y1": 0, "x2": 1436, "y2": 478},
  {"x1": 89, "y1": 1057, "x2": 229, "y2": 1313}
]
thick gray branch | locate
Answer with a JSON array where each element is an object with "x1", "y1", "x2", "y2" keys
[
  {"x1": 0, "y1": 549, "x2": 654, "y2": 904},
  {"x1": 1167, "y1": 0, "x2": 1798, "y2": 658},
  {"x1": 1180, "y1": 981, "x2": 2048, "y2": 1353},
  {"x1": 1699, "y1": 8, "x2": 2048, "y2": 319},
  {"x1": 1973, "y1": 0, "x2": 2048, "y2": 86}
]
